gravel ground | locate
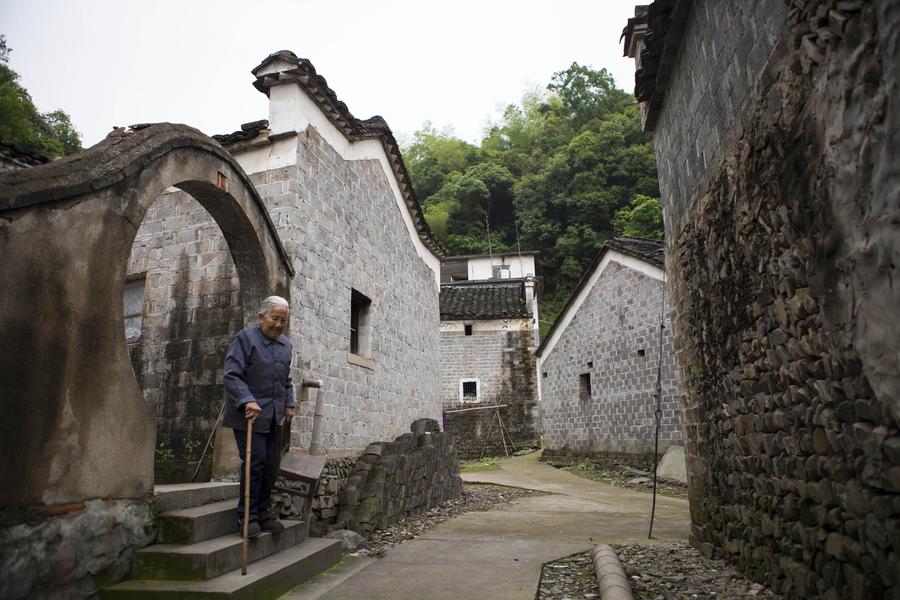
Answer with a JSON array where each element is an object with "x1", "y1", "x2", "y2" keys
[
  {"x1": 543, "y1": 455, "x2": 689, "y2": 500},
  {"x1": 536, "y1": 543, "x2": 783, "y2": 600},
  {"x1": 353, "y1": 483, "x2": 546, "y2": 558},
  {"x1": 613, "y1": 542, "x2": 783, "y2": 600},
  {"x1": 537, "y1": 550, "x2": 601, "y2": 600}
]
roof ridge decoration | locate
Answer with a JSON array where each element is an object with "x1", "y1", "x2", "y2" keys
[{"x1": 239, "y1": 50, "x2": 447, "y2": 259}]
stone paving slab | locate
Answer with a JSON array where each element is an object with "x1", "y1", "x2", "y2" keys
[
  {"x1": 313, "y1": 538, "x2": 589, "y2": 600},
  {"x1": 282, "y1": 452, "x2": 691, "y2": 600}
]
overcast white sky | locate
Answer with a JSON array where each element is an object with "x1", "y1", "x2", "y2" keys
[{"x1": 2, "y1": 0, "x2": 639, "y2": 148}]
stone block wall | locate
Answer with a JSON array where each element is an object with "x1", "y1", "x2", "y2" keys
[
  {"x1": 128, "y1": 191, "x2": 242, "y2": 483},
  {"x1": 651, "y1": 0, "x2": 789, "y2": 239},
  {"x1": 651, "y1": 1, "x2": 900, "y2": 597},
  {"x1": 251, "y1": 127, "x2": 443, "y2": 454},
  {"x1": 440, "y1": 322, "x2": 539, "y2": 458},
  {"x1": 540, "y1": 262, "x2": 680, "y2": 456},
  {"x1": 272, "y1": 419, "x2": 462, "y2": 536}
]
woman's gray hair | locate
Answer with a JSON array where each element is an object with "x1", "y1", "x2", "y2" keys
[{"x1": 258, "y1": 295, "x2": 289, "y2": 317}]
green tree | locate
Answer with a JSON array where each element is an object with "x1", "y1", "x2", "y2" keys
[
  {"x1": 0, "y1": 35, "x2": 82, "y2": 157},
  {"x1": 613, "y1": 195, "x2": 664, "y2": 239},
  {"x1": 403, "y1": 62, "x2": 661, "y2": 336},
  {"x1": 548, "y1": 62, "x2": 632, "y2": 132}
]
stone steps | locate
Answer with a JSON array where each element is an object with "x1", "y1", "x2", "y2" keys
[
  {"x1": 133, "y1": 520, "x2": 306, "y2": 581},
  {"x1": 101, "y1": 536, "x2": 342, "y2": 599},
  {"x1": 158, "y1": 499, "x2": 239, "y2": 544},
  {"x1": 101, "y1": 482, "x2": 342, "y2": 598},
  {"x1": 154, "y1": 482, "x2": 240, "y2": 512}
]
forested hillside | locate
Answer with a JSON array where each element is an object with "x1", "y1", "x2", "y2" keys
[{"x1": 402, "y1": 63, "x2": 662, "y2": 336}]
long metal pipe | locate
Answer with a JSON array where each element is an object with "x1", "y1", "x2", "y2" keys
[{"x1": 305, "y1": 380, "x2": 325, "y2": 456}]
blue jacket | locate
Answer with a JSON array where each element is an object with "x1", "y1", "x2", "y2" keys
[{"x1": 223, "y1": 327, "x2": 294, "y2": 433}]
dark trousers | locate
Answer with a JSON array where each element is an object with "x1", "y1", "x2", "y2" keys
[{"x1": 233, "y1": 420, "x2": 278, "y2": 522}]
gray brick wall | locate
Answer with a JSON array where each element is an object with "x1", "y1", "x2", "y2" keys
[
  {"x1": 128, "y1": 125, "x2": 442, "y2": 476},
  {"x1": 439, "y1": 322, "x2": 538, "y2": 457},
  {"x1": 127, "y1": 192, "x2": 242, "y2": 482},
  {"x1": 539, "y1": 262, "x2": 680, "y2": 456},
  {"x1": 652, "y1": 0, "x2": 788, "y2": 239}
]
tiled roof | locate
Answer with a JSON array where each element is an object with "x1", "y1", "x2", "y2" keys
[
  {"x1": 621, "y1": 0, "x2": 691, "y2": 131},
  {"x1": 606, "y1": 236, "x2": 664, "y2": 269},
  {"x1": 440, "y1": 280, "x2": 530, "y2": 320},
  {"x1": 212, "y1": 120, "x2": 269, "y2": 146},
  {"x1": 213, "y1": 50, "x2": 446, "y2": 259}
]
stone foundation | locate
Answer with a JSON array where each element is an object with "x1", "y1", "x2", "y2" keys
[{"x1": 0, "y1": 499, "x2": 155, "y2": 600}]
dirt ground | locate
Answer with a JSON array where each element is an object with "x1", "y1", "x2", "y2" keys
[{"x1": 542, "y1": 454, "x2": 689, "y2": 500}]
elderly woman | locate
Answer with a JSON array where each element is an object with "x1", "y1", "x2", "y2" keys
[{"x1": 223, "y1": 295, "x2": 295, "y2": 538}]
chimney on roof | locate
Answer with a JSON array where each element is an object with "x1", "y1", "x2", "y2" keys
[{"x1": 251, "y1": 51, "x2": 310, "y2": 137}]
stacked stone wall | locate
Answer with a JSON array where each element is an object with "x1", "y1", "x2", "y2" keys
[
  {"x1": 655, "y1": 1, "x2": 900, "y2": 597},
  {"x1": 272, "y1": 419, "x2": 462, "y2": 536},
  {"x1": 128, "y1": 192, "x2": 242, "y2": 483},
  {"x1": 440, "y1": 324, "x2": 539, "y2": 458},
  {"x1": 540, "y1": 263, "x2": 680, "y2": 456}
]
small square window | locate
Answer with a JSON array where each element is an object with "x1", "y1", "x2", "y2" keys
[
  {"x1": 459, "y1": 378, "x2": 480, "y2": 402},
  {"x1": 492, "y1": 265, "x2": 511, "y2": 279},
  {"x1": 350, "y1": 289, "x2": 372, "y2": 356},
  {"x1": 464, "y1": 324, "x2": 473, "y2": 336},
  {"x1": 579, "y1": 373, "x2": 592, "y2": 402}
]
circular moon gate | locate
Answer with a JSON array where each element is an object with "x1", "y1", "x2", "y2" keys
[{"x1": 0, "y1": 124, "x2": 293, "y2": 508}]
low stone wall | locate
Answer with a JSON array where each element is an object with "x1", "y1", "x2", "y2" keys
[
  {"x1": 0, "y1": 499, "x2": 155, "y2": 600},
  {"x1": 272, "y1": 419, "x2": 462, "y2": 537}
]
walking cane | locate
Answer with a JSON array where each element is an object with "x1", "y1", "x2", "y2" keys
[{"x1": 241, "y1": 414, "x2": 256, "y2": 576}]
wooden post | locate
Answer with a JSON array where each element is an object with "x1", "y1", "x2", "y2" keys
[{"x1": 241, "y1": 415, "x2": 255, "y2": 576}]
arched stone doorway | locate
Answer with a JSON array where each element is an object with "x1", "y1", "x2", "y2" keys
[{"x1": 0, "y1": 123, "x2": 293, "y2": 507}]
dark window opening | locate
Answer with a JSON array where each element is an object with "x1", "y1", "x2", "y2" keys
[
  {"x1": 579, "y1": 373, "x2": 592, "y2": 402},
  {"x1": 464, "y1": 324, "x2": 473, "y2": 336},
  {"x1": 587, "y1": 361, "x2": 594, "y2": 368},
  {"x1": 461, "y1": 379, "x2": 479, "y2": 401},
  {"x1": 350, "y1": 289, "x2": 372, "y2": 355},
  {"x1": 542, "y1": 372, "x2": 548, "y2": 378},
  {"x1": 637, "y1": 349, "x2": 646, "y2": 357}
]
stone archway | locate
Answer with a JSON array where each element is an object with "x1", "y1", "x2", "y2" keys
[{"x1": 0, "y1": 124, "x2": 294, "y2": 508}]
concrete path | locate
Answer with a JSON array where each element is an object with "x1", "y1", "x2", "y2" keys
[{"x1": 282, "y1": 452, "x2": 690, "y2": 600}]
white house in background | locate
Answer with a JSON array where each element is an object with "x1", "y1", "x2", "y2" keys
[{"x1": 438, "y1": 252, "x2": 542, "y2": 457}]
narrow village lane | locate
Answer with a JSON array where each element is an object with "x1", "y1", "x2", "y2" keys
[{"x1": 284, "y1": 452, "x2": 691, "y2": 600}]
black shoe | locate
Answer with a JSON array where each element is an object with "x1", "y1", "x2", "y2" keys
[
  {"x1": 260, "y1": 518, "x2": 285, "y2": 533},
  {"x1": 238, "y1": 519, "x2": 261, "y2": 538}
]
